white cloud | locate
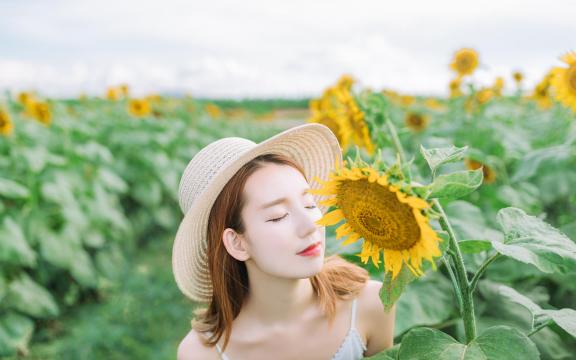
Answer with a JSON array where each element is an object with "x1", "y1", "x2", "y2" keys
[{"x1": 0, "y1": 0, "x2": 574, "y2": 98}]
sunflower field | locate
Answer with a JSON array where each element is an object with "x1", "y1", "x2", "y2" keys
[{"x1": 0, "y1": 49, "x2": 575, "y2": 359}]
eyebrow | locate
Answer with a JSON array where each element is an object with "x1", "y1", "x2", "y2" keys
[{"x1": 259, "y1": 189, "x2": 312, "y2": 210}]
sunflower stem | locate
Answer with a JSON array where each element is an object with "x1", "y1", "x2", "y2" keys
[
  {"x1": 469, "y1": 253, "x2": 501, "y2": 293},
  {"x1": 442, "y1": 255, "x2": 464, "y2": 316},
  {"x1": 432, "y1": 199, "x2": 477, "y2": 343},
  {"x1": 383, "y1": 113, "x2": 406, "y2": 165}
]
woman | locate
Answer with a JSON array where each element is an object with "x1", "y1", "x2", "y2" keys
[{"x1": 173, "y1": 123, "x2": 395, "y2": 359}]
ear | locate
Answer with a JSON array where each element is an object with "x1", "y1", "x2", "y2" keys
[{"x1": 222, "y1": 228, "x2": 250, "y2": 261}]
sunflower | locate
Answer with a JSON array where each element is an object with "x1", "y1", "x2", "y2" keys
[
  {"x1": 550, "y1": 51, "x2": 576, "y2": 112},
  {"x1": 106, "y1": 87, "x2": 120, "y2": 101},
  {"x1": 336, "y1": 74, "x2": 355, "y2": 91},
  {"x1": 399, "y1": 95, "x2": 415, "y2": 107},
  {"x1": 0, "y1": 108, "x2": 14, "y2": 136},
  {"x1": 404, "y1": 112, "x2": 429, "y2": 132},
  {"x1": 450, "y1": 48, "x2": 479, "y2": 77},
  {"x1": 475, "y1": 88, "x2": 494, "y2": 105},
  {"x1": 311, "y1": 163, "x2": 443, "y2": 279},
  {"x1": 119, "y1": 84, "x2": 130, "y2": 98},
  {"x1": 449, "y1": 78, "x2": 463, "y2": 98},
  {"x1": 493, "y1": 77, "x2": 505, "y2": 97},
  {"x1": 205, "y1": 103, "x2": 222, "y2": 119},
  {"x1": 531, "y1": 70, "x2": 554, "y2": 109},
  {"x1": 465, "y1": 158, "x2": 496, "y2": 184},
  {"x1": 17, "y1": 92, "x2": 34, "y2": 106},
  {"x1": 128, "y1": 99, "x2": 151, "y2": 117},
  {"x1": 424, "y1": 98, "x2": 446, "y2": 111},
  {"x1": 26, "y1": 102, "x2": 52, "y2": 125},
  {"x1": 335, "y1": 89, "x2": 375, "y2": 155},
  {"x1": 512, "y1": 71, "x2": 524, "y2": 84},
  {"x1": 308, "y1": 110, "x2": 351, "y2": 150}
]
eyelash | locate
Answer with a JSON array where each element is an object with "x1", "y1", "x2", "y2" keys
[{"x1": 269, "y1": 205, "x2": 317, "y2": 222}]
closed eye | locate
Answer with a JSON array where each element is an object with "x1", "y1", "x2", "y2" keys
[{"x1": 268, "y1": 206, "x2": 317, "y2": 222}]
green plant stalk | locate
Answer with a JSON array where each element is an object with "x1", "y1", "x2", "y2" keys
[
  {"x1": 433, "y1": 199, "x2": 478, "y2": 343},
  {"x1": 442, "y1": 256, "x2": 464, "y2": 316},
  {"x1": 383, "y1": 115, "x2": 406, "y2": 165},
  {"x1": 469, "y1": 253, "x2": 501, "y2": 293}
]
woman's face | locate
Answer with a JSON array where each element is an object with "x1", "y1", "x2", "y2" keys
[{"x1": 238, "y1": 163, "x2": 326, "y2": 279}]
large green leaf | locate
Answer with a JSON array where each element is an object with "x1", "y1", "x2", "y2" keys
[
  {"x1": 493, "y1": 207, "x2": 576, "y2": 274},
  {"x1": 4, "y1": 274, "x2": 59, "y2": 318},
  {"x1": 0, "y1": 312, "x2": 34, "y2": 357},
  {"x1": 426, "y1": 169, "x2": 483, "y2": 199},
  {"x1": 380, "y1": 265, "x2": 416, "y2": 312},
  {"x1": 0, "y1": 178, "x2": 29, "y2": 199},
  {"x1": 511, "y1": 144, "x2": 572, "y2": 182},
  {"x1": 394, "y1": 271, "x2": 454, "y2": 336},
  {"x1": 0, "y1": 217, "x2": 36, "y2": 267},
  {"x1": 480, "y1": 281, "x2": 576, "y2": 338},
  {"x1": 398, "y1": 326, "x2": 539, "y2": 359},
  {"x1": 419, "y1": 145, "x2": 468, "y2": 176}
]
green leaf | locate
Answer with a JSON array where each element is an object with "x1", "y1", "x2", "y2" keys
[
  {"x1": 539, "y1": 309, "x2": 576, "y2": 338},
  {"x1": 0, "y1": 178, "x2": 29, "y2": 199},
  {"x1": 511, "y1": 145, "x2": 572, "y2": 182},
  {"x1": 98, "y1": 167, "x2": 128, "y2": 193},
  {"x1": 380, "y1": 265, "x2": 416, "y2": 312},
  {"x1": 419, "y1": 145, "x2": 468, "y2": 175},
  {"x1": 0, "y1": 311, "x2": 34, "y2": 357},
  {"x1": 480, "y1": 281, "x2": 576, "y2": 338},
  {"x1": 0, "y1": 217, "x2": 36, "y2": 266},
  {"x1": 398, "y1": 325, "x2": 539, "y2": 359},
  {"x1": 426, "y1": 169, "x2": 483, "y2": 199},
  {"x1": 459, "y1": 240, "x2": 493, "y2": 254},
  {"x1": 4, "y1": 274, "x2": 59, "y2": 318},
  {"x1": 494, "y1": 207, "x2": 576, "y2": 274},
  {"x1": 395, "y1": 271, "x2": 454, "y2": 336}
]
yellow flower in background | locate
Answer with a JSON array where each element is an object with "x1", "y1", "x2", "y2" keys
[
  {"x1": 310, "y1": 163, "x2": 442, "y2": 279},
  {"x1": 465, "y1": 158, "x2": 496, "y2": 184},
  {"x1": 513, "y1": 71, "x2": 524, "y2": 84},
  {"x1": 17, "y1": 92, "x2": 34, "y2": 106},
  {"x1": 399, "y1": 95, "x2": 415, "y2": 107},
  {"x1": 106, "y1": 87, "x2": 120, "y2": 101},
  {"x1": 449, "y1": 78, "x2": 463, "y2": 98},
  {"x1": 450, "y1": 48, "x2": 479, "y2": 77},
  {"x1": 205, "y1": 103, "x2": 222, "y2": 119},
  {"x1": 424, "y1": 98, "x2": 446, "y2": 111},
  {"x1": 119, "y1": 84, "x2": 130, "y2": 98},
  {"x1": 551, "y1": 51, "x2": 576, "y2": 112},
  {"x1": 27, "y1": 102, "x2": 52, "y2": 125},
  {"x1": 310, "y1": 78, "x2": 375, "y2": 156},
  {"x1": 404, "y1": 112, "x2": 430, "y2": 132},
  {"x1": 476, "y1": 88, "x2": 494, "y2": 105},
  {"x1": 493, "y1": 77, "x2": 505, "y2": 97},
  {"x1": 336, "y1": 74, "x2": 355, "y2": 91},
  {"x1": 0, "y1": 108, "x2": 14, "y2": 136},
  {"x1": 308, "y1": 109, "x2": 351, "y2": 150},
  {"x1": 335, "y1": 89, "x2": 375, "y2": 156},
  {"x1": 128, "y1": 99, "x2": 151, "y2": 117},
  {"x1": 531, "y1": 70, "x2": 554, "y2": 109}
]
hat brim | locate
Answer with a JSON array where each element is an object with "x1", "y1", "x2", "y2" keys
[{"x1": 172, "y1": 123, "x2": 343, "y2": 302}]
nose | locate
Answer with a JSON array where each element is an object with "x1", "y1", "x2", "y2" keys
[{"x1": 296, "y1": 206, "x2": 322, "y2": 238}]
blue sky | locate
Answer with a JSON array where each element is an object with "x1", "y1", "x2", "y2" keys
[{"x1": 0, "y1": 0, "x2": 574, "y2": 98}]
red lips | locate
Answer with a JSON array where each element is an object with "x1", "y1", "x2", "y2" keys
[{"x1": 297, "y1": 241, "x2": 321, "y2": 255}]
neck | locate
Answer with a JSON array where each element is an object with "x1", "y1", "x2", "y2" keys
[{"x1": 241, "y1": 266, "x2": 317, "y2": 329}]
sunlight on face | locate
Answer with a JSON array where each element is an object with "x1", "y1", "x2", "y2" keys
[{"x1": 240, "y1": 163, "x2": 326, "y2": 278}]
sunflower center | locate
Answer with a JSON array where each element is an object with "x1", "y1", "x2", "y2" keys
[
  {"x1": 337, "y1": 179, "x2": 421, "y2": 251},
  {"x1": 0, "y1": 115, "x2": 6, "y2": 127}
]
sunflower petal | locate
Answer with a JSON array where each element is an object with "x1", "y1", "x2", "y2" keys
[{"x1": 315, "y1": 209, "x2": 344, "y2": 226}]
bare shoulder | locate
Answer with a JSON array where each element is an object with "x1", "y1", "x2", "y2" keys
[
  {"x1": 357, "y1": 279, "x2": 396, "y2": 356},
  {"x1": 177, "y1": 329, "x2": 219, "y2": 360}
]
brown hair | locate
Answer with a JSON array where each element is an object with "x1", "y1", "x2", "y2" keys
[{"x1": 191, "y1": 153, "x2": 369, "y2": 352}]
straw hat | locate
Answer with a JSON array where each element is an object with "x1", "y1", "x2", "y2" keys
[{"x1": 172, "y1": 123, "x2": 343, "y2": 302}]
